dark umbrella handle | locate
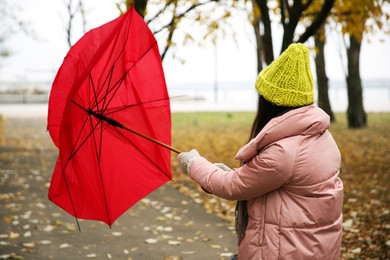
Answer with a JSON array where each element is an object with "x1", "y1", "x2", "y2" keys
[{"x1": 122, "y1": 125, "x2": 182, "y2": 154}]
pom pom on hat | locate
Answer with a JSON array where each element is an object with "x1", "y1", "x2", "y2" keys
[{"x1": 255, "y1": 43, "x2": 314, "y2": 107}]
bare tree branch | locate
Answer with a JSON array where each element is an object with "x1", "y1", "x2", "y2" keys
[
  {"x1": 153, "y1": 0, "x2": 218, "y2": 35},
  {"x1": 297, "y1": 0, "x2": 335, "y2": 43},
  {"x1": 78, "y1": 0, "x2": 87, "y2": 34},
  {"x1": 302, "y1": 0, "x2": 314, "y2": 10},
  {"x1": 145, "y1": 0, "x2": 174, "y2": 25},
  {"x1": 65, "y1": 0, "x2": 75, "y2": 47}
]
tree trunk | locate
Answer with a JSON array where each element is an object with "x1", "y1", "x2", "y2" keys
[
  {"x1": 133, "y1": 0, "x2": 148, "y2": 18},
  {"x1": 255, "y1": 0, "x2": 274, "y2": 65},
  {"x1": 314, "y1": 31, "x2": 335, "y2": 122},
  {"x1": 280, "y1": 0, "x2": 302, "y2": 52},
  {"x1": 346, "y1": 35, "x2": 367, "y2": 128},
  {"x1": 280, "y1": 0, "x2": 335, "y2": 53},
  {"x1": 297, "y1": 0, "x2": 335, "y2": 43},
  {"x1": 252, "y1": 15, "x2": 264, "y2": 74}
]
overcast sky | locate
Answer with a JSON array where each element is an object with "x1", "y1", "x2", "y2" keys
[{"x1": 1, "y1": 0, "x2": 389, "y2": 87}]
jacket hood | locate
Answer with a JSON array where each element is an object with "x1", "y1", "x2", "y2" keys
[{"x1": 235, "y1": 105, "x2": 330, "y2": 161}]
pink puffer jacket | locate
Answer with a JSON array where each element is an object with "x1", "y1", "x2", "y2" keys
[{"x1": 189, "y1": 105, "x2": 343, "y2": 259}]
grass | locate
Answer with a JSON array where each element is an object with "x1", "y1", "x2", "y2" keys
[
  {"x1": 172, "y1": 112, "x2": 253, "y2": 165},
  {"x1": 170, "y1": 111, "x2": 390, "y2": 259}
]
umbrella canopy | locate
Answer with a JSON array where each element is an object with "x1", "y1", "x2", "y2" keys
[{"x1": 47, "y1": 6, "x2": 172, "y2": 227}]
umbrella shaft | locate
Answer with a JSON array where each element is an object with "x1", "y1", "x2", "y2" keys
[
  {"x1": 122, "y1": 125, "x2": 181, "y2": 154},
  {"x1": 88, "y1": 109, "x2": 124, "y2": 128},
  {"x1": 88, "y1": 109, "x2": 181, "y2": 154}
]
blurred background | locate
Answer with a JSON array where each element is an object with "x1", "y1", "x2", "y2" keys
[
  {"x1": 0, "y1": 0, "x2": 389, "y2": 121},
  {"x1": 1, "y1": 1, "x2": 389, "y2": 259}
]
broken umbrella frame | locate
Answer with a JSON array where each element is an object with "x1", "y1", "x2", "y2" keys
[{"x1": 47, "y1": 6, "x2": 181, "y2": 231}]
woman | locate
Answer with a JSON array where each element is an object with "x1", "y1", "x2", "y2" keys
[{"x1": 178, "y1": 43, "x2": 343, "y2": 259}]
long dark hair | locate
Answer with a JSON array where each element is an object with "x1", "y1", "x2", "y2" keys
[
  {"x1": 247, "y1": 95, "x2": 301, "y2": 142},
  {"x1": 236, "y1": 95, "x2": 306, "y2": 244}
]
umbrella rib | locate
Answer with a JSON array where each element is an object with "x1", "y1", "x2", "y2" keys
[
  {"x1": 72, "y1": 99, "x2": 180, "y2": 154},
  {"x1": 58, "y1": 113, "x2": 98, "y2": 232},
  {"x1": 88, "y1": 66, "x2": 127, "y2": 115},
  {"x1": 100, "y1": 66, "x2": 114, "y2": 113},
  {"x1": 125, "y1": 75, "x2": 173, "y2": 166},
  {"x1": 89, "y1": 73, "x2": 100, "y2": 113},
  {"x1": 100, "y1": 6, "x2": 134, "y2": 113},
  {"x1": 89, "y1": 114, "x2": 112, "y2": 226},
  {"x1": 101, "y1": 70, "x2": 127, "y2": 113},
  {"x1": 110, "y1": 125, "x2": 172, "y2": 180},
  {"x1": 68, "y1": 101, "x2": 101, "y2": 160},
  {"x1": 104, "y1": 96, "x2": 171, "y2": 116},
  {"x1": 90, "y1": 8, "x2": 133, "y2": 114},
  {"x1": 68, "y1": 100, "x2": 114, "y2": 226},
  {"x1": 85, "y1": 6, "x2": 162, "y2": 119},
  {"x1": 71, "y1": 100, "x2": 170, "y2": 225},
  {"x1": 58, "y1": 156, "x2": 82, "y2": 231},
  {"x1": 97, "y1": 31, "x2": 160, "y2": 114},
  {"x1": 66, "y1": 101, "x2": 114, "y2": 226},
  {"x1": 62, "y1": 109, "x2": 92, "y2": 162},
  {"x1": 89, "y1": 66, "x2": 114, "y2": 113}
]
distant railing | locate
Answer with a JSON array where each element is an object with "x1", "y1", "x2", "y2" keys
[{"x1": 0, "y1": 94, "x2": 49, "y2": 104}]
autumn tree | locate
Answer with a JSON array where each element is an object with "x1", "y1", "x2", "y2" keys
[
  {"x1": 63, "y1": 0, "x2": 87, "y2": 47},
  {"x1": 117, "y1": 0, "x2": 242, "y2": 62},
  {"x1": 251, "y1": 0, "x2": 334, "y2": 72},
  {"x1": 120, "y1": 0, "x2": 334, "y2": 72},
  {"x1": 302, "y1": 0, "x2": 390, "y2": 125},
  {"x1": 331, "y1": 0, "x2": 390, "y2": 128}
]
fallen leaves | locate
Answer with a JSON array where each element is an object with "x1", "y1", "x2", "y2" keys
[
  {"x1": 167, "y1": 240, "x2": 181, "y2": 246},
  {"x1": 4, "y1": 112, "x2": 388, "y2": 259},
  {"x1": 139, "y1": 196, "x2": 234, "y2": 257},
  {"x1": 0, "y1": 116, "x2": 237, "y2": 259},
  {"x1": 145, "y1": 238, "x2": 158, "y2": 244},
  {"x1": 330, "y1": 113, "x2": 390, "y2": 258},
  {"x1": 22, "y1": 242, "x2": 35, "y2": 249}
]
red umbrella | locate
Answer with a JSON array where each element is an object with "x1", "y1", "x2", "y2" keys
[{"x1": 47, "y1": 6, "x2": 179, "y2": 229}]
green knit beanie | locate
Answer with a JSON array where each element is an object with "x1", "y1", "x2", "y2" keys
[{"x1": 255, "y1": 43, "x2": 314, "y2": 107}]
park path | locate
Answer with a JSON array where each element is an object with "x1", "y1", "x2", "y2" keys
[{"x1": 0, "y1": 116, "x2": 236, "y2": 260}]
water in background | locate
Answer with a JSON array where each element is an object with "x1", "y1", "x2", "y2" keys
[
  {"x1": 169, "y1": 79, "x2": 390, "y2": 112},
  {"x1": 0, "y1": 79, "x2": 389, "y2": 117}
]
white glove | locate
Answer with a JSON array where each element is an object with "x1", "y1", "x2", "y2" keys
[
  {"x1": 177, "y1": 149, "x2": 200, "y2": 174},
  {"x1": 214, "y1": 163, "x2": 231, "y2": 171}
]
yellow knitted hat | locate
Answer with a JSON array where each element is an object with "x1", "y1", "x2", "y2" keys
[{"x1": 255, "y1": 43, "x2": 314, "y2": 107}]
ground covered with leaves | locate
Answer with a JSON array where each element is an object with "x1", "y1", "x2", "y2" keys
[
  {"x1": 170, "y1": 112, "x2": 390, "y2": 259},
  {"x1": 0, "y1": 112, "x2": 388, "y2": 259},
  {"x1": 0, "y1": 116, "x2": 237, "y2": 260}
]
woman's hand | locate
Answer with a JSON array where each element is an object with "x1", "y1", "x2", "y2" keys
[{"x1": 177, "y1": 149, "x2": 200, "y2": 174}]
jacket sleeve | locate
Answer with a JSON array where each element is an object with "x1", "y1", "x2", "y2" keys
[{"x1": 189, "y1": 143, "x2": 294, "y2": 201}]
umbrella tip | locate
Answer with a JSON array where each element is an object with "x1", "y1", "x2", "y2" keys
[{"x1": 75, "y1": 218, "x2": 81, "y2": 232}]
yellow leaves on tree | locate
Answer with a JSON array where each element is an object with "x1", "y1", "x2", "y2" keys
[{"x1": 333, "y1": 0, "x2": 389, "y2": 41}]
